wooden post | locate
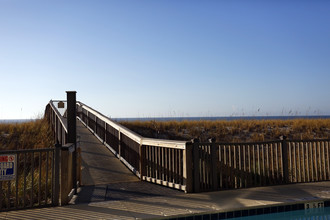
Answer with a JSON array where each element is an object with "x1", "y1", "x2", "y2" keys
[
  {"x1": 139, "y1": 144, "x2": 146, "y2": 180},
  {"x1": 53, "y1": 143, "x2": 61, "y2": 206},
  {"x1": 183, "y1": 142, "x2": 193, "y2": 193},
  {"x1": 60, "y1": 145, "x2": 69, "y2": 205},
  {"x1": 118, "y1": 131, "x2": 122, "y2": 157},
  {"x1": 281, "y1": 136, "x2": 289, "y2": 183},
  {"x1": 209, "y1": 138, "x2": 218, "y2": 191},
  {"x1": 192, "y1": 139, "x2": 200, "y2": 193},
  {"x1": 66, "y1": 91, "x2": 77, "y2": 194}
]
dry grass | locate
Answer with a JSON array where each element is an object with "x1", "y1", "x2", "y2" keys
[
  {"x1": 0, "y1": 118, "x2": 53, "y2": 151},
  {"x1": 119, "y1": 119, "x2": 330, "y2": 142},
  {"x1": 0, "y1": 119, "x2": 54, "y2": 209}
]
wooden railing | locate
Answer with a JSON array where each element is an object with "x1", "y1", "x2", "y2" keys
[
  {"x1": 44, "y1": 99, "x2": 81, "y2": 205},
  {"x1": 76, "y1": 102, "x2": 188, "y2": 191},
  {"x1": 287, "y1": 140, "x2": 330, "y2": 183},
  {"x1": 45, "y1": 101, "x2": 68, "y2": 145},
  {"x1": 191, "y1": 139, "x2": 330, "y2": 192},
  {"x1": 76, "y1": 101, "x2": 330, "y2": 193}
]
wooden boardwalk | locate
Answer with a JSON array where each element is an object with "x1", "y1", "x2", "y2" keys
[
  {"x1": 74, "y1": 120, "x2": 182, "y2": 204},
  {"x1": 1, "y1": 120, "x2": 330, "y2": 219}
]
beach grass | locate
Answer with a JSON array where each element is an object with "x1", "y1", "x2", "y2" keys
[
  {"x1": 0, "y1": 118, "x2": 54, "y2": 209},
  {"x1": 119, "y1": 118, "x2": 330, "y2": 142},
  {"x1": 0, "y1": 118, "x2": 53, "y2": 151}
]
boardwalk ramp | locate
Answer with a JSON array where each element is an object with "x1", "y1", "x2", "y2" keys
[{"x1": 74, "y1": 120, "x2": 181, "y2": 204}]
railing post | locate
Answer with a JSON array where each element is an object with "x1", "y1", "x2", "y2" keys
[
  {"x1": 192, "y1": 138, "x2": 200, "y2": 193},
  {"x1": 53, "y1": 143, "x2": 61, "y2": 206},
  {"x1": 60, "y1": 145, "x2": 70, "y2": 205},
  {"x1": 209, "y1": 138, "x2": 218, "y2": 191},
  {"x1": 66, "y1": 91, "x2": 77, "y2": 194},
  {"x1": 281, "y1": 136, "x2": 289, "y2": 183},
  {"x1": 118, "y1": 131, "x2": 122, "y2": 157},
  {"x1": 139, "y1": 144, "x2": 146, "y2": 179},
  {"x1": 183, "y1": 142, "x2": 193, "y2": 193}
]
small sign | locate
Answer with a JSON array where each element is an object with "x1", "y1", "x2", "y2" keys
[
  {"x1": 58, "y1": 101, "x2": 65, "y2": 108},
  {"x1": 0, "y1": 154, "x2": 17, "y2": 181}
]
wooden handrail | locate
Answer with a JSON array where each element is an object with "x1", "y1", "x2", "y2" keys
[
  {"x1": 49, "y1": 100, "x2": 68, "y2": 133},
  {"x1": 77, "y1": 101, "x2": 187, "y2": 149}
]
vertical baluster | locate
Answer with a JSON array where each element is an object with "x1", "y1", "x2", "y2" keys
[
  {"x1": 314, "y1": 142, "x2": 318, "y2": 181},
  {"x1": 23, "y1": 152, "x2": 27, "y2": 208},
  {"x1": 238, "y1": 144, "x2": 242, "y2": 188},
  {"x1": 161, "y1": 147, "x2": 165, "y2": 181},
  {"x1": 261, "y1": 144, "x2": 265, "y2": 186},
  {"x1": 257, "y1": 144, "x2": 261, "y2": 186},
  {"x1": 31, "y1": 152, "x2": 34, "y2": 207},
  {"x1": 252, "y1": 144, "x2": 256, "y2": 187},
  {"x1": 322, "y1": 141, "x2": 326, "y2": 180},
  {"x1": 247, "y1": 145, "x2": 251, "y2": 187},
  {"x1": 219, "y1": 145, "x2": 223, "y2": 189},
  {"x1": 243, "y1": 145, "x2": 248, "y2": 187},
  {"x1": 51, "y1": 150, "x2": 55, "y2": 206},
  {"x1": 305, "y1": 142, "x2": 310, "y2": 182},
  {"x1": 15, "y1": 153, "x2": 20, "y2": 209},
  {"x1": 275, "y1": 143, "x2": 279, "y2": 182},
  {"x1": 301, "y1": 142, "x2": 305, "y2": 182},
  {"x1": 45, "y1": 151, "x2": 49, "y2": 205},
  {"x1": 297, "y1": 142, "x2": 301, "y2": 182},
  {"x1": 318, "y1": 141, "x2": 322, "y2": 181},
  {"x1": 270, "y1": 143, "x2": 274, "y2": 184},
  {"x1": 326, "y1": 141, "x2": 330, "y2": 179},
  {"x1": 38, "y1": 152, "x2": 41, "y2": 205}
]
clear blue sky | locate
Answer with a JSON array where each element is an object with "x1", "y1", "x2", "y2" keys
[{"x1": 1, "y1": 0, "x2": 329, "y2": 119}]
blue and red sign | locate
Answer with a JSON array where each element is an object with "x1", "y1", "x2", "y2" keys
[{"x1": 0, "y1": 154, "x2": 16, "y2": 181}]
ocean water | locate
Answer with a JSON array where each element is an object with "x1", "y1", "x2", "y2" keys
[
  {"x1": 115, "y1": 115, "x2": 330, "y2": 122},
  {"x1": 0, "y1": 119, "x2": 34, "y2": 124}
]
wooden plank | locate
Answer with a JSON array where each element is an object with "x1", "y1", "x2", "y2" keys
[
  {"x1": 270, "y1": 143, "x2": 274, "y2": 184},
  {"x1": 229, "y1": 145, "x2": 233, "y2": 188},
  {"x1": 318, "y1": 142, "x2": 322, "y2": 180},
  {"x1": 233, "y1": 144, "x2": 237, "y2": 188},
  {"x1": 297, "y1": 142, "x2": 301, "y2": 182},
  {"x1": 247, "y1": 145, "x2": 251, "y2": 187},
  {"x1": 238, "y1": 144, "x2": 242, "y2": 188},
  {"x1": 314, "y1": 142, "x2": 318, "y2": 181},
  {"x1": 261, "y1": 144, "x2": 265, "y2": 186},
  {"x1": 31, "y1": 152, "x2": 34, "y2": 207},
  {"x1": 252, "y1": 144, "x2": 256, "y2": 187},
  {"x1": 327, "y1": 141, "x2": 330, "y2": 179},
  {"x1": 193, "y1": 142, "x2": 200, "y2": 192},
  {"x1": 161, "y1": 147, "x2": 165, "y2": 181},
  {"x1": 224, "y1": 145, "x2": 228, "y2": 189},
  {"x1": 211, "y1": 142, "x2": 218, "y2": 191},
  {"x1": 243, "y1": 144, "x2": 246, "y2": 188},
  {"x1": 305, "y1": 142, "x2": 310, "y2": 182},
  {"x1": 219, "y1": 145, "x2": 223, "y2": 189},
  {"x1": 322, "y1": 141, "x2": 326, "y2": 181},
  {"x1": 183, "y1": 143, "x2": 193, "y2": 193},
  {"x1": 301, "y1": 142, "x2": 305, "y2": 182}
]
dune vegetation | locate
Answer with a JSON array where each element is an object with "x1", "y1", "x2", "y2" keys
[
  {"x1": 0, "y1": 119, "x2": 54, "y2": 209},
  {"x1": 119, "y1": 119, "x2": 330, "y2": 142},
  {"x1": 0, "y1": 118, "x2": 53, "y2": 151}
]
